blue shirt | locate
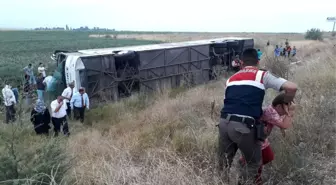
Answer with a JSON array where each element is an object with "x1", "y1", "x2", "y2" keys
[
  {"x1": 70, "y1": 92, "x2": 90, "y2": 109},
  {"x1": 11, "y1": 88, "x2": 19, "y2": 103},
  {"x1": 257, "y1": 51, "x2": 263, "y2": 60},
  {"x1": 274, "y1": 48, "x2": 280, "y2": 56}
]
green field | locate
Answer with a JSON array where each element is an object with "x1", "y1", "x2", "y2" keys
[{"x1": 0, "y1": 31, "x2": 161, "y2": 85}]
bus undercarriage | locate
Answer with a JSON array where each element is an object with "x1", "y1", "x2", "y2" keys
[{"x1": 53, "y1": 38, "x2": 254, "y2": 105}]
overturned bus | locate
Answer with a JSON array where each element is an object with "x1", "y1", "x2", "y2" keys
[{"x1": 51, "y1": 37, "x2": 253, "y2": 104}]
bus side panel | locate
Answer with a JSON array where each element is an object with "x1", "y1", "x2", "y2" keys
[
  {"x1": 189, "y1": 44, "x2": 210, "y2": 85},
  {"x1": 81, "y1": 55, "x2": 118, "y2": 103},
  {"x1": 137, "y1": 44, "x2": 210, "y2": 92},
  {"x1": 137, "y1": 49, "x2": 167, "y2": 92}
]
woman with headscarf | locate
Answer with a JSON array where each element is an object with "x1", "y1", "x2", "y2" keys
[{"x1": 30, "y1": 99, "x2": 51, "y2": 135}]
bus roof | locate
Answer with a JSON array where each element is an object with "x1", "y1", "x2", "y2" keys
[{"x1": 65, "y1": 37, "x2": 253, "y2": 57}]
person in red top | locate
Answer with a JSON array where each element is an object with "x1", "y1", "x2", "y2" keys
[
  {"x1": 286, "y1": 46, "x2": 292, "y2": 57},
  {"x1": 239, "y1": 93, "x2": 296, "y2": 185}
]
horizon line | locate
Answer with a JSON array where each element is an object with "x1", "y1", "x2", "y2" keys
[{"x1": 0, "y1": 28, "x2": 309, "y2": 34}]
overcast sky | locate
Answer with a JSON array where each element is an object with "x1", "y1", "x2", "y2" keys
[{"x1": 0, "y1": 0, "x2": 335, "y2": 32}]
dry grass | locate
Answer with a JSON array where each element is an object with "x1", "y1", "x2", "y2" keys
[
  {"x1": 63, "y1": 41, "x2": 336, "y2": 185},
  {"x1": 1, "y1": 38, "x2": 335, "y2": 185},
  {"x1": 90, "y1": 32, "x2": 305, "y2": 48}
]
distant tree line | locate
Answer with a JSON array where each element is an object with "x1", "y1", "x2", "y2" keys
[{"x1": 34, "y1": 25, "x2": 115, "y2": 32}]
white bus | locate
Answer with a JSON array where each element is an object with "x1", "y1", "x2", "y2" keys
[{"x1": 51, "y1": 37, "x2": 254, "y2": 104}]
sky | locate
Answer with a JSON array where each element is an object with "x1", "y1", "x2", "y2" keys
[{"x1": 0, "y1": 0, "x2": 335, "y2": 32}]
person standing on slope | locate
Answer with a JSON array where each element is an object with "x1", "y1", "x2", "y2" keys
[
  {"x1": 2, "y1": 84, "x2": 17, "y2": 123},
  {"x1": 61, "y1": 81, "x2": 75, "y2": 119},
  {"x1": 217, "y1": 48, "x2": 298, "y2": 185},
  {"x1": 257, "y1": 49, "x2": 263, "y2": 62},
  {"x1": 70, "y1": 87, "x2": 90, "y2": 123},
  {"x1": 274, "y1": 45, "x2": 281, "y2": 57},
  {"x1": 36, "y1": 73, "x2": 46, "y2": 101},
  {"x1": 37, "y1": 62, "x2": 47, "y2": 78},
  {"x1": 23, "y1": 63, "x2": 36, "y2": 87},
  {"x1": 30, "y1": 99, "x2": 51, "y2": 135},
  {"x1": 50, "y1": 96, "x2": 70, "y2": 136}
]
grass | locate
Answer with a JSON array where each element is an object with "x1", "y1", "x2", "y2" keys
[
  {"x1": 66, "y1": 40, "x2": 335, "y2": 185},
  {"x1": 0, "y1": 31, "x2": 335, "y2": 185}
]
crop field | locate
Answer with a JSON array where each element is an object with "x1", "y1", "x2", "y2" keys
[
  {"x1": 0, "y1": 31, "x2": 335, "y2": 185},
  {"x1": 0, "y1": 31, "x2": 161, "y2": 84},
  {"x1": 0, "y1": 31, "x2": 304, "y2": 88}
]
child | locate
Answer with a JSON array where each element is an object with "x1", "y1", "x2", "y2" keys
[
  {"x1": 239, "y1": 93, "x2": 296, "y2": 185},
  {"x1": 231, "y1": 57, "x2": 241, "y2": 72}
]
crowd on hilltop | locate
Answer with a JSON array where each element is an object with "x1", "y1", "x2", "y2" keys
[
  {"x1": 271, "y1": 39, "x2": 297, "y2": 57},
  {"x1": 274, "y1": 45, "x2": 296, "y2": 57},
  {"x1": 230, "y1": 39, "x2": 297, "y2": 72},
  {"x1": 2, "y1": 63, "x2": 90, "y2": 137}
]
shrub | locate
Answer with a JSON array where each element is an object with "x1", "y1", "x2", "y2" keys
[
  {"x1": 260, "y1": 46, "x2": 290, "y2": 79},
  {"x1": 305, "y1": 28, "x2": 323, "y2": 41},
  {"x1": 0, "y1": 123, "x2": 72, "y2": 185},
  {"x1": 264, "y1": 56, "x2": 290, "y2": 78}
]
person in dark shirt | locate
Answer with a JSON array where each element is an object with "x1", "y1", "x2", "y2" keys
[
  {"x1": 11, "y1": 87, "x2": 19, "y2": 103},
  {"x1": 36, "y1": 73, "x2": 46, "y2": 101},
  {"x1": 30, "y1": 99, "x2": 51, "y2": 135},
  {"x1": 285, "y1": 39, "x2": 289, "y2": 46},
  {"x1": 283, "y1": 48, "x2": 287, "y2": 57}
]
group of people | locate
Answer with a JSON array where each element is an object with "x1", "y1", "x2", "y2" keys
[
  {"x1": 2, "y1": 63, "x2": 91, "y2": 137},
  {"x1": 218, "y1": 48, "x2": 297, "y2": 185},
  {"x1": 30, "y1": 84, "x2": 90, "y2": 137},
  {"x1": 273, "y1": 39, "x2": 296, "y2": 57},
  {"x1": 274, "y1": 45, "x2": 296, "y2": 57}
]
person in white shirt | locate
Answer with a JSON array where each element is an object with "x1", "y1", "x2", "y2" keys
[
  {"x1": 37, "y1": 63, "x2": 47, "y2": 77},
  {"x1": 43, "y1": 75, "x2": 55, "y2": 103},
  {"x1": 2, "y1": 84, "x2": 17, "y2": 123},
  {"x1": 61, "y1": 81, "x2": 75, "y2": 119},
  {"x1": 50, "y1": 96, "x2": 69, "y2": 136},
  {"x1": 42, "y1": 75, "x2": 53, "y2": 89},
  {"x1": 70, "y1": 87, "x2": 90, "y2": 123}
]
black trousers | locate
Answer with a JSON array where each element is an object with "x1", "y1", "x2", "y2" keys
[
  {"x1": 5, "y1": 105, "x2": 16, "y2": 124},
  {"x1": 51, "y1": 116, "x2": 69, "y2": 136},
  {"x1": 66, "y1": 102, "x2": 71, "y2": 118},
  {"x1": 34, "y1": 123, "x2": 50, "y2": 136},
  {"x1": 74, "y1": 106, "x2": 85, "y2": 123}
]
